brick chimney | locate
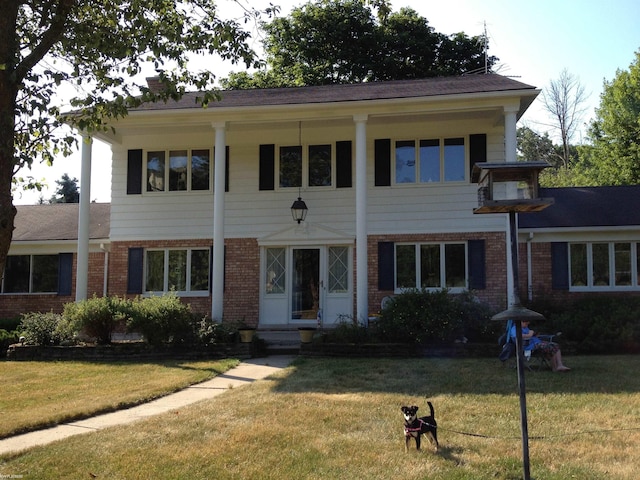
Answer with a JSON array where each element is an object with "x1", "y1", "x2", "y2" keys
[{"x1": 146, "y1": 76, "x2": 164, "y2": 93}]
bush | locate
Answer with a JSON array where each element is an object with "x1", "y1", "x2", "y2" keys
[
  {"x1": 375, "y1": 289, "x2": 497, "y2": 344},
  {"x1": 18, "y1": 311, "x2": 67, "y2": 346},
  {"x1": 540, "y1": 296, "x2": 640, "y2": 354},
  {"x1": 1, "y1": 329, "x2": 19, "y2": 352},
  {"x1": 127, "y1": 292, "x2": 194, "y2": 347},
  {"x1": 63, "y1": 295, "x2": 131, "y2": 345},
  {"x1": 323, "y1": 315, "x2": 373, "y2": 344},
  {"x1": 196, "y1": 316, "x2": 236, "y2": 346}
]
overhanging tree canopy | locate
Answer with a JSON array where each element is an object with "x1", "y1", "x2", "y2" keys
[{"x1": 0, "y1": 0, "x2": 267, "y2": 274}]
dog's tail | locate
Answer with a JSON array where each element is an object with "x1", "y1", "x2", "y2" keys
[{"x1": 426, "y1": 400, "x2": 435, "y2": 418}]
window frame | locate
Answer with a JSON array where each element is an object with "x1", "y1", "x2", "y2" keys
[
  {"x1": 394, "y1": 242, "x2": 468, "y2": 292},
  {"x1": 393, "y1": 136, "x2": 467, "y2": 185},
  {"x1": 143, "y1": 248, "x2": 210, "y2": 296},
  {"x1": 569, "y1": 241, "x2": 640, "y2": 291},
  {"x1": 1, "y1": 254, "x2": 59, "y2": 294},
  {"x1": 276, "y1": 143, "x2": 335, "y2": 190},
  {"x1": 144, "y1": 148, "x2": 212, "y2": 194}
]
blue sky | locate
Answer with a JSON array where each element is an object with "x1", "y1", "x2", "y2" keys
[{"x1": 14, "y1": 0, "x2": 640, "y2": 204}]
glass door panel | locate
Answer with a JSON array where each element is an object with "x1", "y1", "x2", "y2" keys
[{"x1": 291, "y1": 249, "x2": 320, "y2": 320}]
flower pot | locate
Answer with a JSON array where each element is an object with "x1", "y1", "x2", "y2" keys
[
  {"x1": 238, "y1": 329, "x2": 256, "y2": 343},
  {"x1": 298, "y1": 327, "x2": 317, "y2": 343}
]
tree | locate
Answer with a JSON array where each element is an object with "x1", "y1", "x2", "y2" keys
[
  {"x1": 1, "y1": 0, "x2": 267, "y2": 276},
  {"x1": 517, "y1": 126, "x2": 561, "y2": 166},
  {"x1": 221, "y1": 0, "x2": 497, "y2": 89},
  {"x1": 585, "y1": 51, "x2": 640, "y2": 185},
  {"x1": 49, "y1": 173, "x2": 79, "y2": 203},
  {"x1": 541, "y1": 69, "x2": 589, "y2": 168}
]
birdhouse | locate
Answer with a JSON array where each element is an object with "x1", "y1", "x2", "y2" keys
[{"x1": 471, "y1": 161, "x2": 554, "y2": 214}]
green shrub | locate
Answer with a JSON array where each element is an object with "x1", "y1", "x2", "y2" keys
[
  {"x1": 375, "y1": 289, "x2": 497, "y2": 344},
  {"x1": 18, "y1": 311, "x2": 67, "y2": 346},
  {"x1": 127, "y1": 292, "x2": 194, "y2": 347},
  {"x1": 63, "y1": 295, "x2": 132, "y2": 345},
  {"x1": 323, "y1": 315, "x2": 373, "y2": 344},
  {"x1": 541, "y1": 296, "x2": 640, "y2": 354},
  {"x1": 0, "y1": 317, "x2": 21, "y2": 331},
  {"x1": 1, "y1": 328, "x2": 19, "y2": 351},
  {"x1": 196, "y1": 316, "x2": 236, "y2": 346}
]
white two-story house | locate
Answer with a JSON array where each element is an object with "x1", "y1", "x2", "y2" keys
[{"x1": 4, "y1": 74, "x2": 639, "y2": 327}]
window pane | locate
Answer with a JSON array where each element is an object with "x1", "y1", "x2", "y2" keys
[
  {"x1": 614, "y1": 243, "x2": 631, "y2": 286},
  {"x1": 328, "y1": 246, "x2": 348, "y2": 293},
  {"x1": 395, "y1": 141, "x2": 415, "y2": 183},
  {"x1": 419, "y1": 139, "x2": 440, "y2": 183},
  {"x1": 32, "y1": 255, "x2": 58, "y2": 292},
  {"x1": 592, "y1": 243, "x2": 610, "y2": 286},
  {"x1": 169, "y1": 150, "x2": 188, "y2": 191},
  {"x1": 146, "y1": 251, "x2": 165, "y2": 292},
  {"x1": 309, "y1": 144, "x2": 332, "y2": 187},
  {"x1": 266, "y1": 248, "x2": 285, "y2": 294},
  {"x1": 168, "y1": 250, "x2": 187, "y2": 291},
  {"x1": 420, "y1": 244, "x2": 441, "y2": 288},
  {"x1": 190, "y1": 249, "x2": 210, "y2": 291},
  {"x1": 147, "y1": 151, "x2": 165, "y2": 191},
  {"x1": 4, "y1": 255, "x2": 30, "y2": 293},
  {"x1": 279, "y1": 146, "x2": 302, "y2": 188},
  {"x1": 396, "y1": 244, "x2": 416, "y2": 289},
  {"x1": 444, "y1": 244, "x2": 466, "y2": 287},
  {"x1": 570, "y1": 243, "x2": 588, "y2": 286},
  {"x1": 443, "y1": 138, "x2": 465, "y2": 182},
  {"x1": 191, "y1": 149, "x2": 210, "y2": 191}
]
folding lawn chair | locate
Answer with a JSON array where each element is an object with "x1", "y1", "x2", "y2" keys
[{"x1": 498, "y1": 319, "x2": 557, "y2": 370}]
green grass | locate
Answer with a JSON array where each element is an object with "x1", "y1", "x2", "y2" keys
[
  {"x1": 0, "y1": 358, "x2": 239, "y2": 438},
  {"x1": 1, "y1": 355, "x2": 639, "y2": 479}
]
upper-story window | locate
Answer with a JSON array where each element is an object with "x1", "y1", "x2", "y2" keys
[
  {"x1": 395, "y1": 138, "x2": 466, "y2": 184},
  {"x1": 279, "y1": 144, "x2": 333, "y2": 188},
  {"x1": 146, "y1": 149, "x2": 210, "y2": 192}
]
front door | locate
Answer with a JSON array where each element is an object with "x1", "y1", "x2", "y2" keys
[
  {"x1": 260, "y1": 245, "x2": 352, "y2": 327},
  {"x1": 291, "y1": 248, "x2": 320, "y2": 322}
]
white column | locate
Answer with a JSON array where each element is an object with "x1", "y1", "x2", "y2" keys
[
  {"x1": 354, "y1": 114, "x2": 368, "y2": 324},
  {"x1": 76, "y1": 133, "x2": 92, "y2": 302},
  {"x1": 211, "y1": 122, "x2": 226, "y2": 322},
  {"x1": 504, "y1": 106, "x2": 518, "y2": 163},
  {"x1": 504, "y1": 106, "x2": 518, "y2": 306}
]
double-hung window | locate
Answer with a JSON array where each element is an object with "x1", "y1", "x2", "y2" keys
[
  {"x1": 2, "y1": 255, "x2": 58, "y2": 293},
  {"x1": 279, "y1": 144, "x2": 333, "y2": 188},
  {"x1": 569, "y1": 241, "x2": 640, "y2": 290},
  {"x1": 145, "y1": 248, "x2": 210, "y2": 295},
  {"x1": 395, "y1": 137, "x2": 465, "y2": 184},
  {"x1": 146, "y1": 149, "x2": 210, "y2": 192},
  {"x1": 395, "y1": 243, "x2": 467, "y2": 291}
]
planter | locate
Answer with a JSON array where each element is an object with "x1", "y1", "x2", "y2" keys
[
  {"x1": 298, "y1": 327, "x2": 317, "y2": 343},
  {"x1": 238, "y1": 329, "x2": 256, "y2": 343}
]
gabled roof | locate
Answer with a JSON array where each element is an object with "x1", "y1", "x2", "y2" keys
[
  {"x1": 13, "y1": 203, "x2": 110, "y2": 242},
  {"x1": 131, "y1": 74, "x2": 537, "y2": 112},
  {"x1": 519, "y1": 186, "x2": 640, "y2": 229}
]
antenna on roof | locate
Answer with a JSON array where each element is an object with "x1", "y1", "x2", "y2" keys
[{"x1": 483, "y1": 21, "x2": 488, "y2": 74}]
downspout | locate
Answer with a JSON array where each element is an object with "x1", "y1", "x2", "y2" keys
[{"x1": 100, "y1": 243, "x2": 109, "y2": 297}]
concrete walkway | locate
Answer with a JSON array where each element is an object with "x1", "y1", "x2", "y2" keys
[{"x1": 0, "y1": 355, "x2": 295, "y2": 456}]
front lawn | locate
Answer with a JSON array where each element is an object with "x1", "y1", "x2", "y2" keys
[
  {"x1": 1, "y1": 355, "x2": 639, "y2": 479},
  {"x1": 0, "y1": 358, "x2": 239, "y2": 438}
]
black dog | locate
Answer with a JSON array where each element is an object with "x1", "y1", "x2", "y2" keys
[{"x1": 401, "y1": 401, "x2": 438, "y2": 452}]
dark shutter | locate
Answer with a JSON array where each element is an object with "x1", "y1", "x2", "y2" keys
[
  {"x1": 551, "y1": 242, "x2": 569, "y2": 290},
  {"x1": 469, "y1": 134, "x2": 487, "y2": 182},
  {"x1": 259, "y1": 144, "x2": 275, "y2": 191},
  {"x1": 378, "y1": 241, "x2": 395, "y2": 290},
  {"x1": 336, "y1": 141, "x2": 352, "y2": 188},
  {"x1": 57, "y1": 253, "x2": 73, "y2": 296},
  {"x1": 225, "y1": 146, "x2": 230, "y2": 192},
  {"x1": 127, "y1": 247, "x2": 144, "y2": 294},
  {"x1": 374, "y1": 139, "x2": 391, "y2": 186},
  {"x1": 468, "y1": 239, "x2": 486, "y2": 290},
  {"x1": 127, "y1": 149, "x2": 143, "y2": 194}
]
